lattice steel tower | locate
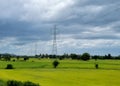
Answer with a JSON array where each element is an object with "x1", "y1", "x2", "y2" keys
[{"x1": 52, "y1": 25, "x2": 57, "y2": 56}]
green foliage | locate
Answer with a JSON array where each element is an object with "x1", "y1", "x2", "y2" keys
[
  {"x1": 24, "y1": 57, "x2": 29, "y2": 61},
  {"x1": 95, "y1": 64, "x2": 99, "y2": 69},
  {"x1": 24, "y1": 81, "x2": 39, "y2": 86},
  {"x1": 53, "y1": 60, "x2": 59, "y2": 68},
  {"x1": 0, "y1": 80, "x2": 6, "y2": 86},
  {"x1": 7, "y1": 80, "x2": 40, "y2": 86},
  {"x1": 7, "y1": 80, "x2": 22, "y2": 86},
  {"x1": 92, "y1": 55, "x2": 99, "y2": 61},
  {"x1": 115, "y1": 56, "x2": 120, "y2": 59},
  {"x1": 70, "y1": 54, "x2": 79, "y2": 60},
  {"x1": 81, "y1": 53, "x2": 90, "y2": 61},
  {"x1": 5, "y1": 64, "x2": 14, "y2": 69}
]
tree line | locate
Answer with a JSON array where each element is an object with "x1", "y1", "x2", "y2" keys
[
  {"x1": 0, "y1": 53, "x2": 120, "y2": 61},
  {"x1": 35, "y1": 53, "x2": 120, "y2": 60}
]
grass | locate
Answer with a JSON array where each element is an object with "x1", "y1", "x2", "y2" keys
[{"x1": 0, "y1": 59, "x2": 120, "y2": 86}]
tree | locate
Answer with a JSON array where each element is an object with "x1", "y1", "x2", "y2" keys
[
  {"x1": 63, "y1": 53, "x2": 69, "y2": 59},
  {"x1": 5, "y1": 64, "x2": 14, "y2": 69},
  {"x1": 115, "y1": 55, "x2": 120, "y2": 59},
  {"x1": 108, "y1": 54, "x2": 112, "y2": 59},
  {"x1": 24, "y1": 57, "x2": 29, "y2": 61},
  {"x1": 92, "y1": 55, "x2": 99, "y2": 61},
  {"x1": 95, "y1": 63, "x2": 99, "y2": 69},
  {"x1": 81, "y1": 53, "x2": 90, "y2": 61},
  {"x1": 17, "y1": 56, "x2": 20, "y2": 60},
  {"x1": 53, "y1": 60, "x2": 59, "y2": 68},
  {"x1": 3, "y1": 54, "x2": 11, "y2": 61},
  {"x1": 70, "y1": 54, "x2": 78, "y2": 60}
]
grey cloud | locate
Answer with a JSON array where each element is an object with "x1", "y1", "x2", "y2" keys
[
  {"x1": 110, "y1": 22, "x2": 120, "y2": 32},
  {"x1": 0, "y1": 0, "x2": 24, "y2": 20},
  {"x1": 79, "y1": 0, "x2": 120, "y2": 5},
  {"x1": 55, "y1": 0, "x2": 120, "y2": 41},
  {"x1": 0, "y1": 0, "x2": 120, "y2": 55},
  {"x1": 73, "y1": 34, "x2": 120, "y2": 40},
  {"x1": 56, "y1": 0, "x2": 120, "y2": 27},
  {"x1": 0, "y1": 20, "x2": 52, "y2": 45},
  {"x1": 58, "y1": 23, "x2": 120, "y2": 40}
]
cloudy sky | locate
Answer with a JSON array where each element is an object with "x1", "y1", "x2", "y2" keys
[{"x1": 0, "y1": 0, "x2": 120, "y2": 56}]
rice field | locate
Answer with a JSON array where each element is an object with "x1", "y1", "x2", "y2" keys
[{"x1": 0, "y1": 59, "x2": 120, "y2": 86}]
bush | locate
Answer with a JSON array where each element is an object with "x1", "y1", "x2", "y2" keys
[
  {"x1": 7, "y1": 80, "x2": 22, "y2": 86},
  {"x1": 24, "y1": 81, "x2": 39, "y2": 86},
  {"x1": 0, "y1": 80, "x2": 6, "y2": 86},
  {"x1": 95, "y1": 64, "x2": 99, "y2": 69},
  {"x1": 7, "y1": 80, "x2": 40, "y2": 86},
  {"x1": 5, "y1": 64, "x2": 14, "y2": 69},
  {"x1": 24, "y1": 57, "x2": 29, "y2": 61},
  {"x1": 53, "y1": 60, "x2": 59, "y2": 68},
  {"x1": 12, "y1": 59, "x2": 16, "y2": 62}
]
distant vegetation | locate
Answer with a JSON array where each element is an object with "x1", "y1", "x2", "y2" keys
[
  {"x1": 0, "y1": 52, "x2": 120, "y2": 69},
  {"x1": 7, "y1": 80, "x2": 39, "y2": 86},
  {"x1": 0, "y1": 80, "x2": 40, "y2": 86},
  {"x1": 0, "y1": 53, "x2": 119, "y2": 61}
]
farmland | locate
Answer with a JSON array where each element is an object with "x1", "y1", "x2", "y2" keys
[{"x1": 0, "y1": 59, "x2": 120, "y2": 86}]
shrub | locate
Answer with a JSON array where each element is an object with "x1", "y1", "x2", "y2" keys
[
  {"x1": 5, "y1": 64, "x2": 14, "y2": 69},
  {"x1": 7, "y1": 80, "x2": 40, "y2": 86},
  {"x1": 13, "y1": 59, "x2": 16, "y2": 62},
  {"x1": 0, "y1": 80, "x2": 6, "y2": 86},
  {"x1": 95, "y1": 64, "x2": 99, "y2": 69},
  {"x1": 24, "y1": 81, "x2": 39, "y2": 86},
  {"x1": 53, "y1": 60, "x2": 59, "y2": 68},
  {"x1": 24, "y1": 57, "x2": 29, "y2": 61},
  {"x1": 7, "y1": 80, "x2": 22, "y2": 86}
]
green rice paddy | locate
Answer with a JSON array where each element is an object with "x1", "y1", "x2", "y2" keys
[{"x1": 0, "y1": 59, "x2": 120, "y2": 86}]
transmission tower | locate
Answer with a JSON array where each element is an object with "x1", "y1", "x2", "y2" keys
[
  {"x1": 52, "y1": 25, "x2": 57, "y2": 56},
  {"x1": 35, "y1": 42, "x2": 37, "y2": 57}
]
